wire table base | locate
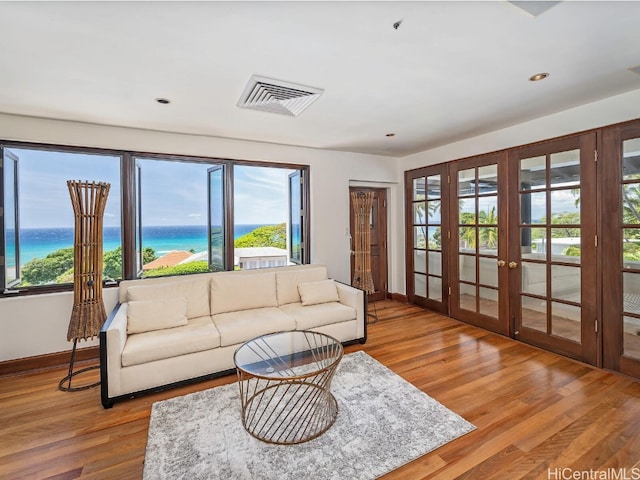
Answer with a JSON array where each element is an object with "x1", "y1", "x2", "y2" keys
[{"x1": 234, "y1": 331, "x2": 343, "y2": 445}]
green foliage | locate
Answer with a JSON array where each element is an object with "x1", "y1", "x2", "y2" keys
[
  {"x1": 21, "y1": 245, "x2": 158, "y2": 285},
  {"x1": 21, "y1": 247, "x2": 74, "y2": 285},
  {"x1": 623, "y1": 184, "x2": 640, "y2": 224},
  {"x1": 143, "y1": 261, "x2": 210, "y2": 278},
  {"x1": 234, "y1": 223, "x2": 286, "y2": 249},
  {"x1": 549, "y1": 212, "x2": 581, "y2": 237},
  {"x1": 103, "y1": 246, "x2": 156, "y2": 280},
  {"x1": 103, "y1": 247, "x2": 122, "y2": 280},
  {"x1": 459, "y1": 207, "x2": 498, "y2": 249},
  {"x1": 429, "y1": 227, "x2": 442, "y2": 249},
  {"x1": 623, "y1": 242, "x2": 640, "y2": 262},
  {"x1": 563, "y1": 245, "x2": 581, "y2": 257}
]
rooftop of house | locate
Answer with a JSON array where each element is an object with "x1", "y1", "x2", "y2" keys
[{"x1": 143, "y1": 251, "x2": 193, "y2": 271}]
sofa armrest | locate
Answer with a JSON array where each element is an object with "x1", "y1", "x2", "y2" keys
[
  {"x1": 335, "y1": 281, "x2": 366, "y2": 341},
  {"x1": 100, "y1": 302, "x2": 128, "y2": 408}
]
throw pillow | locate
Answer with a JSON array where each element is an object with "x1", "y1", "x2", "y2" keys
[
  {"x1": 127, "y1": 297, "x2": 188, "y2": 334},
  {"x1": 298, "y1": 279, "x2": 339, "y2": 306}
]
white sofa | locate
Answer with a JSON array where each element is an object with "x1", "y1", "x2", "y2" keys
[{"x1": 99, "y1": 264, "x2": 366, "y2": 408}]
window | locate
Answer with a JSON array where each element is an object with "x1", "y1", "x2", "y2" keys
[
  {"x1": 134, "y1": 157, "x2": 219, "y2": 277},
  {"x1": 0, "y1": 142, "x2": 309, "y2": 295},
  {"x1": 234, "y1": 165, "x2": 303, "y2": 269},
  {"x1": 1, "y1": 146, "x2": 121, "y2": 290},
  {"x1": 134, "y1": 158, "x2": 307, "y2": 277}
]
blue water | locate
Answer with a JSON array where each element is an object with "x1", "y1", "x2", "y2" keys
[{"x1": 6, "y1": 225, "x2": 270, "y2": 268}]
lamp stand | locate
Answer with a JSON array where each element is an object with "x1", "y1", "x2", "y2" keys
[
  {"x1": 58, "y1": 339, "x2": 100, "y2": 392},
  {"x1": 59, "y1": 180, "x2": 110, "y2": 392}
]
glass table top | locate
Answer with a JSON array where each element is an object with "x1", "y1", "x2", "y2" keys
[{"x1": 234, "y1": 330, "x2": 343, "y2": 379}]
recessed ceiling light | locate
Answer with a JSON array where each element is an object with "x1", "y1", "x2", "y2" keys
[
  {"x1": 155, "y1": 98, "x2": 171, "y2": 104},
  {"x1": 529, "y1": 73, "x2": 549, "y2": 82},
  {"x1": 386, "y1": 133, "x2": 396, "y2": 137}
]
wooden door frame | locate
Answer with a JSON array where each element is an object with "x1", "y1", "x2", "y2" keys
[{"x1": 349, "y1": 186, "x2": 388, "y2": 301}]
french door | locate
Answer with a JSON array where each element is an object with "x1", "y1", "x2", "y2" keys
[
  {"x1": 406, "y1": 133, "x2": 600, "y2": 365},
  {"x1": 508, "y1": 134, "x2": 598, "y2": 364},
  {"x1": 602, "y1": 120, "x2": 640, "y2": 378},
  {"x1": 405, "y1": 165, "x2": 449, "y2": 314},
  {"x1": 449, "y1": 154, "x2": 510, "y2": 334}
]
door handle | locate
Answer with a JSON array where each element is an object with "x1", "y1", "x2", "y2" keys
[
  {"x1": 497, "y1": 260, "x2": 506, "y2": 267},
  {"x1": 509, "y1": 261, "x2": 518, "y2": 269}
]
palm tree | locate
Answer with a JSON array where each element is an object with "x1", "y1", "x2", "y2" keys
[
  {"x1": 458, "y1": 206, "x2": 498, "y2": 249},
  {"x1": 478, "y1": 206, "x2": 498, "y2": 249}
]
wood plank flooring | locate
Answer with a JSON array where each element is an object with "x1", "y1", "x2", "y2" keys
[{"x1": 1, "y1": 300, "x2": 639, "y2": 479}]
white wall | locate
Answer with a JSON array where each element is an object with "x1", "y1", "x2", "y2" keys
[
  {"x1": 402, "y1": 89, "x2": 640, "y2": 171},
  {"x1": 0, "y1": 113, "x2": 399, "y2": 361},
  {"x1": 391, "y1": 88, "x2": 640, "y2": 295},
  {"x1": 3, "y1": 87, "x2": 639, "y2": 361}
]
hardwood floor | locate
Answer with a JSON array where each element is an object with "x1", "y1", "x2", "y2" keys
[{"x1": 1, "y1": 300, "x2": 639, "y2": 479}]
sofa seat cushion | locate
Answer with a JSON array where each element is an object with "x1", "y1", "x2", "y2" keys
[
  {"x1": 122, "y1": 315, "x2": 220, "y2": 367},
  {"x1": 212, "y1": 307, "x2": 295, "y2": 347},
  {"x1": 279, "y1": 302, "x2": 356, "y2": 330}
]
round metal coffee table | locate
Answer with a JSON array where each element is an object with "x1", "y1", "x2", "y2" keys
[{"x1": 234, "y1": 330, "x2": 343, "y2": 445}]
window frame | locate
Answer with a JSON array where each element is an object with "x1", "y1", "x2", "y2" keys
[
  {"x1": 1, "y1": 148, "x2": 20, "y2": 290},
  {"x1": 0, "y1": 140, "x2": 310, "y2": 297}
]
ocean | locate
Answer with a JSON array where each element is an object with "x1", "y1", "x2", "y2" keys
[{"x1": 6, "y1": 225, "x2": 271, "y2": 268}]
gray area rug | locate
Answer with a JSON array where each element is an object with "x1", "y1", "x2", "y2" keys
[{"x1": 143, "y1": 350, "x2": 475, "y2": 479}]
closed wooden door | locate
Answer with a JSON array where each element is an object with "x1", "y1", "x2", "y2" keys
[{"x1": 349, "y1": 187, "x2": 388, "y2": 302}]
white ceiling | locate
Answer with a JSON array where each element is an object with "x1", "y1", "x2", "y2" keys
[{"x1": 1, "y1": 1, "x2": 639, "y2": 158}]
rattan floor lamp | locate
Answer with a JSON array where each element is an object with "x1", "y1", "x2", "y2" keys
[
  {"x1": 350, "y1": 191, "x2": 378, "y2": 324},
  {"x1": 58, "y1": 180, "x2": 111, "y2": 392}
]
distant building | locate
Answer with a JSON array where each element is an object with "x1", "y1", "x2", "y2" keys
[
  {"x1": 532, "y1": 237, "x2": 580, "y2": 255},
  {"x1": 152, "y1": 247, "x2": 291, "y2": 271},
  {"x1": 235, "y1": 247, "x2": 288, "y2": 270}
]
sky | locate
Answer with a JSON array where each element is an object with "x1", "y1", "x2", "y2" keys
[{"x1": 8, "y1": 147, "x2": 294, "y2": 228}]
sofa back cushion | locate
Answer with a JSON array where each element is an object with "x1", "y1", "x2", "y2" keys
[
  {"x1": 276, "y1": 266, "x2": 328, "y2": 305},
  {"x1": 210, "y1": 272, "x2": 277, "y2": 314},
  {"x1": 298, "y1": 279, "x2": 340, "y2": 306},
  {"x1": 126, "y1": 277, "x2": 210, "y2": 319},
  {"x1": 127, "y1": 297, "x2": 188, "y2": 334}
]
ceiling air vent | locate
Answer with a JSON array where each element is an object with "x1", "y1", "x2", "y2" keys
[
  {"x1": 237, "y1": 75, "x2": 323, "y2": 117},
  {"x1": 507, "y1": 1, "x2": 561, "y2": 17},
  {"x1": 629, "y1": 65, "x2": 640, "y2": 76}
]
